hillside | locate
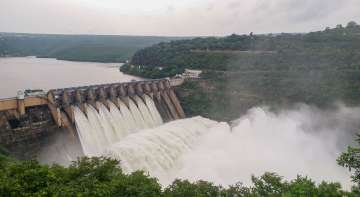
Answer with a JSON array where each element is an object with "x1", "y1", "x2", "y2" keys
[
  {"x1": 0, "y1": 33, "x2": 184, "y2": 62},
  {"x1": 121, "y1": 22, "x2": 360, "y2": 121}
]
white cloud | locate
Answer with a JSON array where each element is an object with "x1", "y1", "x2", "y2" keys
[{"x1": 0, "y1": 0, "x2": 359, "y2": 36}]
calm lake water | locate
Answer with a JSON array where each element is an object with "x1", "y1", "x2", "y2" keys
[{"x1": 0, "y1": 57, "x2": 140, "y2": 98}]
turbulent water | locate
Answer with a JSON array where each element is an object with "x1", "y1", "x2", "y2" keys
[
  {"x1": 73, "y1": 97, "x2": 160, "y2": 156},
  {"x1": 104, "y1": 116, "x2": 223, "y2": 179},
  {"x1": 170, "y1": 105, "x2": 355, "y2": 188},
  {"x1": 73, "y1": 101, "x2": 357, "y2": 188}
]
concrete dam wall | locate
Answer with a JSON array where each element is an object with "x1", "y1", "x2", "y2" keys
[{"x1": 0, "y1": 79, "x2": 185, "y2": 159}]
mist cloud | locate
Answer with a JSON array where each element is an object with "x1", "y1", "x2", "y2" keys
[
  {"x1": 38, "y1": 103, "x2": 360, "y2": 190},
  {"x1": 169, "y1": 104, "x2": 358, "y2": 189}
]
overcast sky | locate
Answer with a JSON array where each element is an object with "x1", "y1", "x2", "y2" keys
[{"x1": 0, "y1": 0, "x2": 359, "y2": 36}]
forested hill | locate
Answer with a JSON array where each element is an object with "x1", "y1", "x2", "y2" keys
[
  {"x1": 0, "y1": 33, "x2": 185, "y2": 62},
  {"x1": 122, "y1": 22, "x2": 360, "y2": 121},
  {"x1": 124, "y1": 21, "x2": 360, "y2": 78}
]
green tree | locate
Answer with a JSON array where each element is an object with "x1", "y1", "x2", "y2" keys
[
  {"x1": 337, "y1": 135, "x2": 360, "y2": 185},
  {"x1": 163, "y1": 179, "x2": 223, "y2": 197},
  {"x1": 251, "y1": 172, "x2": 287, "y2": 196},
  {"x1": 0, "y1": 157, "x2": 162, "y2": 197},
  {"x1": 284, "y1": 176, "x2": 317, "y2": 196},
  {"x1": 221, "y1": 182, "x2": 252, "y2": 197},
  {"x1": 317, "y1": 182, "x2": 344, "y2": 197},
  {"x1": 347, "y1": 21, "x2": 358, "y2": 28}
]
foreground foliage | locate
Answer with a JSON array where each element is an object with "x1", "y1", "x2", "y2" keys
[
  {"x1": 338, "y1": 135, "x2": 360, "y2": 186},
  {"x1": 0, "y1": 151, "x2": 359, "y2": 196},
  {"x1": 0, "y1": 157, "x2": 161, "y2": 196}
]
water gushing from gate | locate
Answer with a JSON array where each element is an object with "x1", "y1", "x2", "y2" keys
[{"x1": 73, "y1": 96, "x2": 162, "y2": 156}]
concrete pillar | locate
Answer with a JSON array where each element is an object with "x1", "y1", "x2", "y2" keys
[
  {"x1": 97, "y1": 87, "x2": 108, "y2": 109},
  {"x1": 164, "y1": 80, "x2": 186, "y2": 118},
  {"x1": 109, "y1": 86, "x2": 118, "y2": 105},
  {"x1": 118, "y1": 85, "x2": 127, "y2": 97},
  {"x1": 47, "y1": 91, "x2": 62, "y2": 127},
  {"x1": 135, "y1": 82, "x2": 145, "y2": 101},
  {"x1": 17, "y1": 90, "x2": 25, "y2": 116},
  {"x1": 143, "y1": 83, "x2": 153, "y2": 99},
  {"x1": 127, "y1": 84, "x2": 138, "y2": 106},
  {"x1": 62, "y1": 90, "x2": 74, "y2": 123},
  {"x1": 60, "y1": 111, "x2": 77, "y2": 140},
  {"x1": 155, "y1": 98, "x2": 173, "y2": 122},
  {"x1": 75, "y1": 89, "x2": 86, "y2": 113},
  {"x1": 86, "y1": 88, "x2": 96, "y2": 109},
  {"x1": 158, "y1": 81, "x2": 179, "y2": 119},
  {"x1": 168, "y1": 89, "x2": 186, "y2": 118},
  {"x1": 127, "y1": 84, "x2": 135, "y2": 96},
  {"x1": 149, "y1": 82, "x2": 170, "y2": 121},
  {"x1": 118, "y1": 85, "x2": 129, "y2": 107},
  {"x1": 161, "y1": 91, "x2": 180, "y2": 119}
]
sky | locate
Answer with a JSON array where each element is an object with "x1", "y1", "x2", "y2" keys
[{"x1": 0, "y1": 0, "x2": 360, "y2": 36}]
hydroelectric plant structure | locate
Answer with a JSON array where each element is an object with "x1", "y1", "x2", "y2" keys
[{"x1": 0, "y1": 78, "x2": 187, "y2": 159}]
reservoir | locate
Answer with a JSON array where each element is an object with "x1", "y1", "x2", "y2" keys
[{"x1": 0, "y1": 57, "x2": 139, "y2": 98}]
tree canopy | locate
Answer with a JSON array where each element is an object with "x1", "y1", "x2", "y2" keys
[
  {"x1": 0, "y1": 150, "x2": 359, "y2": 196},
  {"x1": 120, "y1": 22, "x2": 360, "y2": 122},
  {"x1": 0, "y1": 33, "x2": 185, "y2": 62},
  {"x1": 125, "y1": 22, "x2": 360, "y2": 77}
]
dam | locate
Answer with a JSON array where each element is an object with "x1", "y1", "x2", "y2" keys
[
  {"x1": 0, "y1": 78, "x2": 186, "y2": 159},
  {"x1": 0, "y1": 72, "x2": 353, "y2": 188}
]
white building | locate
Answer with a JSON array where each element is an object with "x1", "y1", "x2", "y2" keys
[{"x1": 182, "y1": 69, "x2": 202, "y2": 79}]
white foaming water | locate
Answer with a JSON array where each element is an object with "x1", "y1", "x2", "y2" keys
[
  {"x1": 128, "y1": 98, "x2": 147, "y2": 129},
  {"x1": 73, "y1": 99, "x2": 161, "y2": 156},
  {"x1": 73, "y1": 106, "x2": 101, "y2": 156},
  {"x1": 108, "y1": 101, "x2": 129, "y2": 137},
  {"x1": 109, "y1": 106, "x2": 357, "y2": 188},
  {"x1": 97, "y1": 102, "x2": 121, "y2": 143},
  {"x1": 84, "y1": 104, "x2": 110, "y2": 148},
  {"x1": 75, "y1": 104, "x2": 357, "y2": 189},
  {"x1": 104, "y1": 116, "x2": 223, "y2": 180},
  {"x1": 144, "y1": 95, "x2": 163, "y2": 125},
  {"x1": 117, "y1": 98, "x2": 138, "y2": 131},
  {"x1": 168, "y1": 106, "x2": 354, "y2": 188},
  {"x1": 134, "y1": 96, "x2": 157, "y2": 128}
]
